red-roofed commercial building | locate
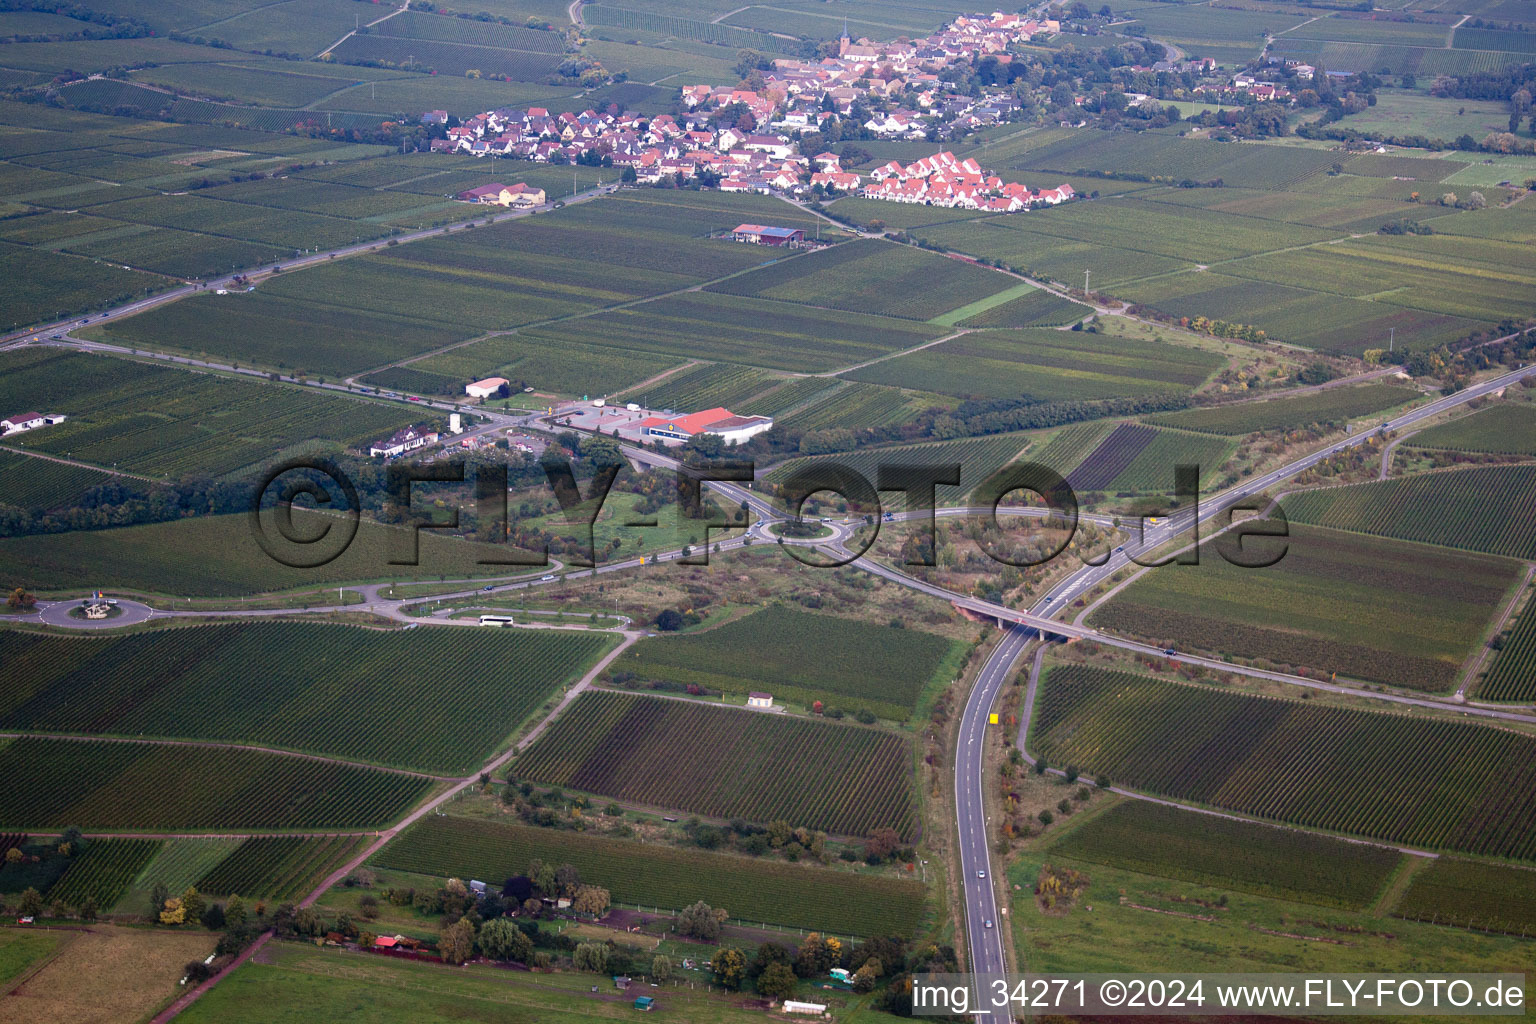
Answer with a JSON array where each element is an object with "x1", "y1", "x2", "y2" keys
[
  {"x1": 730, "y1": 223, "x2": 804, "y2": 246},
  {"x1": 639, "y1": 407, "x2": 774, "y2": 445}
]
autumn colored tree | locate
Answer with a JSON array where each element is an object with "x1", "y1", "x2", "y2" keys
[
  {"x1": 571, "y1": 885, "x2": 610, "y2": 918},
  {"x1": 440, "y1": 918, "x2": 476, "y2": 964},
  {"x1": 712, "y1": 946, "x2": 747, "y2": 989}
]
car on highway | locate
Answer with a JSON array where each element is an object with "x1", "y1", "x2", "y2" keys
[
  {"x1": 540, "y1": 574, "x2": 556, "y2": 582},
  {"x1": 977, "y1": 869, "x2": 986, "y2": 879},
  {"x1": 1164, "y1": 648, "x2": 1176, "y2": 656},
  {"x1": 984, "y1": 919, "x2": 993, "y2": 929},
  {"x1": 482, "y1": 584, "x2": 495, "y2": 591}
]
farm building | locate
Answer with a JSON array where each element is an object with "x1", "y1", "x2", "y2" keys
[
  {"x1": 730, "y1": 223, "x2": 804, "y2": 246},
  {"x1": 640, "y1": 407, "x2": 773, "y2": 445},
  {"x1": 748, "y1": 692, "x2": 774, "y2": 708},
  {"x1": 466, "y1": 376, "x2": 509, "y2": 398},
  {"x1": 634, "y1": 996, "x2": 655, "y2": 1011},
  {"x1": 783, "y1": 1000, "x2": 827, "y2": 1015},
  {"x1": 455, "y1": 183, "x2": 547, "y2": 207},
  {"x1": 369, "y1": 425, "x2": 439, "y2": 458},
  {"x1": 1, "y1": 412, "x2": 44, "y2": 434}
]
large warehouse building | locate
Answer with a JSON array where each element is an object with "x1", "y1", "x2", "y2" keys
[{"x1": 640, "y1": 407, "x2": 773, "y2": 444}]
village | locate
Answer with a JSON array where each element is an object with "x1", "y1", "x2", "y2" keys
[{"x1": 429, "y1": 11, "x2": 1086, "y2": 212}]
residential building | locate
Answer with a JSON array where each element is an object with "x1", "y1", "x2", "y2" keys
[
  {"x1": 369, "y1": 425, "x2": 439, "y2": 458},
  {"x1": 1, "y1": 413, "x2": 44, "y2": 435}
]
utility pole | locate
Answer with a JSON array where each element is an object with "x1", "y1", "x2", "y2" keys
[
  {"x1": 1389, "y1": 326, "x2": 1395, "y2": 353},
  {"x1": 1084, "y1": 269, "x2": 1090, "y2": 295}
]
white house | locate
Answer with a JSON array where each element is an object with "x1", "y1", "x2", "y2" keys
[
  {"x1": 1, "y1": 413, "x2": 44, "y2": 435},
  {"x1": 466, "y1": 376, "x2": 509, "y2": 398},
  {"x1": 369, "y1": 425, "x2": 439, "y2": 458},
  {"x1": 747, "y1": 692, "x2": 774, "y2": 708}
]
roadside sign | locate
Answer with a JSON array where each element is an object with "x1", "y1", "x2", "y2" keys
[{"x1": 988, "y1": 713, "x2": 998, "y2": 725}]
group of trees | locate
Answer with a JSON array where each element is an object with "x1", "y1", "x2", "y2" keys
[{"x1": 703, "y1": 931, "x2": 958, "y2": 1013}]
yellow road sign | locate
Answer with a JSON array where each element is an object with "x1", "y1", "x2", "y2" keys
[{"x1": 988, "y1": 713, "x2": 999, "y2": 725}]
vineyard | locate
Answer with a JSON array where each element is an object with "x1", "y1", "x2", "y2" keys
[
  {"x1": 957, "y1": 289, "x2": 1093, "y2": 329},
  {"x1": 113, "y1": 838, "x2": 243, "y2": 914},
  {"x1": 1030, "y1": 666, "x2": 1536, "y2": 859},
  {"x1": 418, "y1": 333, "x2": 681, "y2": 400},
  {"x1": 778, "y1": 381, "x2": 937, "y2": 431},
  {"x1": 47, "y1": 838, "x2": 163, "y2": 909},
  {"x1": 0, "y1": 622, "x2": 612, "y2": 773},
  {"x1": 370, "y1": 12, "x2": 565, "y2": 52},
  {"x1": 1282, "y1": 466, "x2": 1536, "y2": 560},
  {"x1": 1407, "y1": 404, "x2": 1536, "y2": 457},
  {"x1": 1064, "y1": 424, "x2": 1159, "y2": 492},
  {"x1": 375, "y1": 815, "x2": 926, "y2": 936},
  {"x1": 1088, "y1": 524, "x2": 1522, "y2": 691},
  {"x1": 1392, "y1": 858, "x2": 1536, "y2": 935},
  {"x1": 0, "y1": 347, "x2": 415, "y2": 478},
  {"x1": 538, "y1": 292, "x2": 941, "y2": 374},
  {"x1": 846, "y1": 327, "x2": 1221, "y2": 403},
  {"x1": 0, "y1": 510, "x2": 525, "y2": 597},
  {"x1": 0, "y1": 451, "x2": 111, "y2": 511},
  {"x1": 765, "y1": 431, "x2": 1035, "y2": 507},
  {"x1": 329, "y1": 36, "x2": 563, "y2": 80},
  {"x1": 616, "y1": 604, "x2": 964, "y2": 721},
  {"x1": 195, "y1": 835, "x2": 371, "y2": 903},
  {"x1": 581, "y1": 5, "x2": 796, "y2": 52},
  {"x1": 1050, "y1": 801, "x2": 1401, "y2": 909},
  {"x1": 514, "y1": 691, "x2": 917, "y2": 838},
  {"x1": 618, "y1": 362, "x2": 779, "y2": 412},
  {"x1": 708, "y1": 239, "x2": 1014, "y2": 322},
  {"x1": 739, "y1": 376, "x2": 840, "y2": 417},
  {"x1": 0, "y1": 737, "x2": 429, "y2": 831},
  {"x1": 1148, "y1": 384, "x2": 1419, "y2": 436},
  {"x1": 1480, "y1": 602, "x2": 1536, "y2": 703}
]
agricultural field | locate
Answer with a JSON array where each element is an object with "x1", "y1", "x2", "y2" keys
[
  {"x1": 0, "y1": 451, "x2": 115, "y2": 512},
  {"x1": 1088, "y1": 524, "x2": 1523, "y2": 690},
  {"x1": 1065, "y1": 423, "x2": 1233, "y2": 493},
  {"x1": 1147, "y1": 384, "x2": 1419, "y2": 435},
  {"x1": 707, "y1": 238, "x2": 1016, "y2": 321},
  {"x1": 0, "y1": 509, "x2": 531, "y2": 597},
  {"x1": 327, "y1": 36, "x2": 563, "y2": 80},
  {"x1": 375, "y1": 815, "x2": 927, "y2": 936},
  {"x1": 0, "y1": 622, "x2": 612, "y2": 773},
  {"x1": 775, "y1": 380, "x2": 945, "y2": 431},
  {"x1": 1282, "y1": 465, "x2": 1536, "y2": 559},
  {"x1": 195, "y1": 835, "x2": 372, "y2": 903},
  {"x1": 113, "y1": 837, "x2": 244, "y2": 915},
  {"x1": 0, "y1": 736, "x2": 429, "y2": 830},
  {"x1": 405, "y1": 333, "x2": 683, "y2": 399},
  {"x1": 844, "y1": 328, "x2": 1222, "y2": 403},
  {"x1": 616, "y1": 604, "x2": 966, "y2": 721},
  {"x1": 765, "y1": 431, "x2": 1039, "y2": 507},
  {"x1": 1407, "y1": 402, "x2": 1536, "y2": 456},
  {"x1": 1030, "y1": 665, "x2": 1536, "y2": 859},
  {"x1": 0, "y1": 242, "x2": 171, "y2": 327},
  {"x1": 1393, "y1": 858, "x2": 1536, "y2": 935},
  {"x1": 514, "y1": 690, "x2": 917, "y2": 838},
  {"x1": 1050, "y1": 800, "x2": 1402, "y2": 909},
  {"x1": 614, "y1": 362, "x2": 779, "y2": 411},
  {"x1": 955, "y1": 287, "x2": 1094, "y2": 329},
  {"x1": 0, "y1": 347, "x2": 415, "y2": 478},
  {"x1": 521, "y1": 292, "x2": 944, "y2": 373},
  {"x1": 46, "y1": 837, "x2": 164, "y2": 910},
  {"x1": 1007, "y1": 130, "x2": 1338, "y2": 190},
  {"x1": 1480, "y1": 601, "x2": 1536, "y2": 703}
]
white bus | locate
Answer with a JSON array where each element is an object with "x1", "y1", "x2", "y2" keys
[{"x1": 479, "y1": 614, "x2": 515, "y2": 627}]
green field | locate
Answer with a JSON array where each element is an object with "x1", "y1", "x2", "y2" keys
[
  {"x1": 1393, "y1": 858, "x2": 1536, "y2": 935},
  {"x1": 617, "y1": 604, "x2": 964, "y2": 721},
  {"x1": 0, "y1": 451, "x2": 115, "y2": 512},
  {"x1": 1089, "y1": 524, "x2": 1521, "y2": 690},
  {"x1": 1050, "y1": 800, "x2": 1402, "y2": 909},
  {"x1": 520, "y1": 291, "x2": 945, "y2": 373},
  {"x1": 404, "y1": 334, "x2": 683, "y2": 398},
  {"x1": 708, "y1": 237, "x2": 1015, "y2": 322},
  {"x1": 1065, "y1": 423, "x2": 1233, "y2": 493},
  {"x1": 0, "y1": 509, "x2": 545, "y2": 596},
  {"x1": 1282, "y1": 465, "x2": 1536, "y2": 559},
  {"x1": 1480, "y1": 598, "x2": 1536, "y2": 703},
  {"x1": 1030, "y1": 665, "x2": 1536, "y2": 859},
  {"x1": 0, "y1": 241, "x2": 171, "y2": 327},
  {"x1": 375, "y1": 815, "x2": 926, "y2": 936},
  {"x1": 844, "y1": 328, "x2": 1222, "y2": 403},
  {"x1": 195, "y1": 835, "x2": 372, "y2": 903},
  {"x1": 1147, "y1": 383, "x2": 1419, "y2": 435},
  {"x1": 0, "y1": 347, "x2": 414, "y2": 478},
  {"x1": 515, "y1": 691, "x2": 916, "y2": 838},
  {"x1": 0, "y1": 622, "x2": 612, "y2": 773},
  {"x1": 1407, "y1": 403, "x2": 1536, "y2": 456},
  {"x1": 615, "y1": 362, "x2": 778, "y2": 411},
  {"x1": 764, "y1": 431, "x2": 1039, "y2": 508},
  {"x1": 0, "y1": 736, "x2": 429, "y2": 831},
  {"x1": 176, "y1": 940, "x2": 804, "y2": 1024},
  {"x1": 46, "y1": 837, "x2": 164, "y2": 909},
  {"x1": 113, "y1": 837, "x2": 244, "y2": 914}
]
